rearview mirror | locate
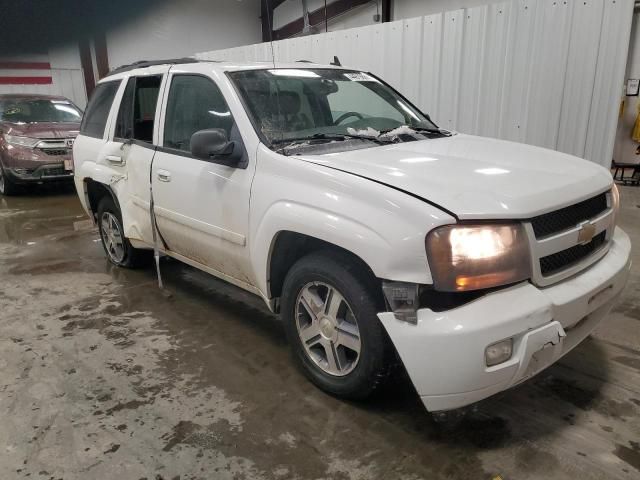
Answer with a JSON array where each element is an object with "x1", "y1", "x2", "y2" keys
[{"x1": 190, "y1": 128, "x2": 239, "y2": 164}]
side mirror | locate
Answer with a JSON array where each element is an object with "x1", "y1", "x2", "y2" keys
[{"x1": 190, "y1": 128, "x2": 238, "y2": 163}]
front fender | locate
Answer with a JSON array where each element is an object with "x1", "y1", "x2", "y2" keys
[
  {"x1": 249, "y1": 146, "x2": 457, "y2": 298},
  {"x1": 252, "y1": 201, "x2": 392, "y2": 296}
]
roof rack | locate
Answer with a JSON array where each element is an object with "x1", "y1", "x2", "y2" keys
[{"x1": 105, "y1": 57, "x2": 202, "y2": 77}]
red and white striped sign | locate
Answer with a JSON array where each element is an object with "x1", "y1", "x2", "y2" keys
[{"x1": 0, "y1": 60, "x2": 52, "y2": 85}]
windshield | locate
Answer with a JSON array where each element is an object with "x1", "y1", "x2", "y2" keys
[
  {"x1": 0, "y1": 98, "x2": 83, "y2": 123},
  {"x1": 229, "y1": 68, "x2": 438, "y2": 146}
]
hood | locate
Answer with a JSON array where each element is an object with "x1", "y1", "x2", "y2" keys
[
  {"x1": 297, "y1": 134, "x2": 613, "y2": 220},
  {"x1": 2, "y1": 122, "x2": 80, "y2": 139}
]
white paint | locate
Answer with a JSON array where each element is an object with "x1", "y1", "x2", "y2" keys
[
  {"x1": 199, "y1": 0, "x2": 635, "y2": 167},
  {"x1": 75, "y1": 60, "x2": 631, "y2": 413},
  {"x1": 380, "y1": 227, "x2": 631, "y2": 411},
  {"x1": 105, "y1": 0, "x2": 262, "y2": 69}
]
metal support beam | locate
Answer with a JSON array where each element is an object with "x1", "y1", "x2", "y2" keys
[
  {"x1": 94, "y1": 31, "x2": 110, "y2": 79},
  {"x1": 261, "y1": 0, "x2": 273, "y2": 42},
  {"x1": 78, "y1": 39, "x2": 95, "y2": 97},
  {"x1": 381, "y1": 0, "x2": 391, "y2": 22}
]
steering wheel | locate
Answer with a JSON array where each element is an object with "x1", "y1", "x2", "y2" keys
[{"x1": 334, "y1": 111, "x2": 364, "y2": 125}]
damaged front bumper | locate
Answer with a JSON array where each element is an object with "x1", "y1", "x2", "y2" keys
[{"x1": 378, "y1": 227, "x2": 631, "y2": 412}]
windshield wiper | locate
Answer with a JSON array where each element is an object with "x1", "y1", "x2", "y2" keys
[
  {"x1": 272, "y1": 132, "x2": 390, "y2": 150},
  {"x1": 380, "y1": 126, "x2": 451, "y2": 137}
]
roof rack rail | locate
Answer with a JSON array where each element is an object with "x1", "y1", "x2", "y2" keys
[
  {"x1": 105, "y1": 57, "x2": 200, "y2": 77},
  {"x1": 295, "y1": 59, "x2": 313, "y2": 63}
]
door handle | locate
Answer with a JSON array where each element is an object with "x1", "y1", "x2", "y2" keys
[
  {"x1": 106, "y1": 155, "x2": 124, "y2": 165},
  {"x1": 157, "y1": 170, "x2": 172, "y2": 182}
]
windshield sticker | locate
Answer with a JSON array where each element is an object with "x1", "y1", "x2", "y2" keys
[{"x1": 344, "y1": 72, "x2": 376, "y2": 82}]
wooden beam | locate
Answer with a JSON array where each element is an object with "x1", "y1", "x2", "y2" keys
[{"x1": 274, "y1": 0, "x2": 371, "y2": 40}]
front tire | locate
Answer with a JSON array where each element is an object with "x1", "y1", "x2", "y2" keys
[
  {"x1": 97, "y1": 196, "x2": 151, "y2": 268},
  {"x1": 281, "y1": 251, "x2": 393, "y2": 399},
  {"x1": 0, "y1": 166, "x2": 20, "y2": 196}
]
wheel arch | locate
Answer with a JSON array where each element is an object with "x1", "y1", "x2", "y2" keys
[
  {"x1": 83, "y1": 178, "x2": 120, "y2": 222},
  {"x1": 266, "y1": 230, "x2": 383, "y2": 312}
]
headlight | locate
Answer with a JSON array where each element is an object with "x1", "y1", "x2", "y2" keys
[
  {"x1": 426, "y1": 223, "x2": 531, "y2": 292},
  {"x1": 3, "y1": 134, "x2": 41, "y2": 148},
  {"x1": 611, "y1": 184, "x2": 620, "y2": 227}
]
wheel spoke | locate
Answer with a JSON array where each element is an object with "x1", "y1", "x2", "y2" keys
[
  {"x1": 336, "y1": 323, "x2": 360, "y2": 353},
  {"x1": 101, "y1": 217, "x2": 110, "y2": 236},
  {"x1": 112, "y1": 229, "x2": 123, "y2": 245},
  {"x1": 323, "y1": 340, "x2": 341, "y2": 373},
  {"x1": 299, "y1": 320, "x2": 321, "y2": 345},
  {"x1": 300, "y1": 288, "x2": 323, "y2": 318},
  {"x1": 324, "y1": 287, "x2": 344, "y2": 320}
]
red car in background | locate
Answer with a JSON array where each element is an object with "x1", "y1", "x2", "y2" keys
[{"x1": 0, "y1": 94, "x2": 82, "y2": 195}]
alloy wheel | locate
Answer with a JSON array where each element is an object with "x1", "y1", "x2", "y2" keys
[
  {"x1": 295, "y1": 281, "x2": 361, "y2": 376},
  {"x1": 100, "y1": 211, "x2": 125, "y2": 264}
]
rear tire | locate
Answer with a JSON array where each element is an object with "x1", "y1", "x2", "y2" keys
[
  {"x1": 281, "y1": 251, "x2": 394, "y2": 399},
  {"x1": 97, "y1": 196, "x2": 151, "y2": 268},
  {"x1": 0, "y1": 166, "x2": 20, "y2": 196}
]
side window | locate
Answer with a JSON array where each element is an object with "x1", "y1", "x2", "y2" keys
[
  {"x1": 80, "y1": 81, "x2": 120, "y2": 138},
  {"x1": 163, "y1": 75, "x2": 233, "y2": 152},
  {"x1": 114, "y1": 75, "x2": 162, "y2": 143}
]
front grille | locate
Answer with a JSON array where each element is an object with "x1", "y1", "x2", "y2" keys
[
  {"x1": 539, "y1": 231, "x2": 606, "y2": 276},
  {"x1": 531, "y1": 193, "x2": 608, "y2": 239},
  {"x1": 40, "y1": 148, "x2": 69, "y2": 156}
]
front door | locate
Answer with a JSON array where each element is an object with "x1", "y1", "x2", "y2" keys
[{"x1": 151, "y1": 73, "x2": 256, "y2": 285}]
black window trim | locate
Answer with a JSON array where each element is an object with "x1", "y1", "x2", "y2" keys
[
  {"x1": 113, "y1": 74, "x2": 164, "y2": 146},
  {"x1": 80, "y1": 79, "x2": 122, "y2": 140},
  {"x1": 159, "y1": 72, "x2": 241, "y2": 162}
]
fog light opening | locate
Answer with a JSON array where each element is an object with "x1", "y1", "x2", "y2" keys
[
  {"x1": 382, "y1": 281, "x2": 419, "y2": 324},
  {"x1": 485, "y1": 338, "x2": 513, "y2": 367}
]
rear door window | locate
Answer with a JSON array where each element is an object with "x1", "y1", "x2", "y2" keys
[
  {"x1": 114, "y1": 75, "x2": 162, "y2": 143},
  {"x1": 163, "y1": 75, "x2": 233, "y2": 153},
  {"x1": 80, "y1": 81, "x2": 120, "y2": 138}
]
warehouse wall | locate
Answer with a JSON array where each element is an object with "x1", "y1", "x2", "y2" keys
[
  {"x1": 106, "y1": 0, "x2": 262, "y2": 68},
  {"x1": 273, "y1": 0, "x2": 505, "y2": 32},
  {"x1": 0, "y1": 46, "x2": 87, "y2": 108},
  {"x1": 200, "y1": 0, "x2": 634, "y2": 167}
]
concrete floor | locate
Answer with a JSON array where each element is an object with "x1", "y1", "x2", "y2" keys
[{"x1": 0, "y1": 184, "x2": 639, "y2": 480}]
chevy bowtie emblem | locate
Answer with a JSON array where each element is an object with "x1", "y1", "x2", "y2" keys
[{"x1": 577, "y1": 221, "x2": 596, "y2": 245}]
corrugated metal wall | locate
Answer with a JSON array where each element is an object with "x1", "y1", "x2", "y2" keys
[
  {"x1": 0, "y1": 69, "x2": 87, "y2": 109},
  {"x1": 196, "y1": 0, "x2": 634, "y2": 167}
]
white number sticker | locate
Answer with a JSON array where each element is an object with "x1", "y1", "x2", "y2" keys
[{"x1": 344, "y1": 72, "x2": 375, "y2": 82}]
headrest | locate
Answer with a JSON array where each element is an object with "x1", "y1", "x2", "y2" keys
[{"x1": 276, "y1": 91, "x2": 301, "y2": 116}]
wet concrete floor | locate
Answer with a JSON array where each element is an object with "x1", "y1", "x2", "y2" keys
[{"x1": 0, "y1": 183, "x2": 639, "y2": 480}]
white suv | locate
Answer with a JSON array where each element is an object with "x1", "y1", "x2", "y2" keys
[{"x1": 73, "y1": 59, "x2": 631, "y2": 413}]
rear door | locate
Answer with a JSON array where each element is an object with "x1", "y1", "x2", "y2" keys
[
  {"x1": 74, "y1": 79, "x2": 122, "y2": 193},
  {"x1": 107, "y1": 67, "x2": 167, "y2": 245},
  {"x1": 151, "y1": 71, "x2": 256, "y2": 286}
]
